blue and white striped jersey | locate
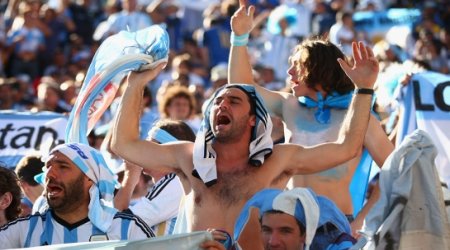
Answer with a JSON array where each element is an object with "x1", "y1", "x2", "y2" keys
[
  {"x1": 0, "y1": 209, "x2": 154, "y2": 249},
  {"x1": 130, "y1": 173, "x2": 183, "y2": 236}
]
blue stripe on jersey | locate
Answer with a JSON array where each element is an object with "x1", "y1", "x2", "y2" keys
[
  {"x1": 64, "y1": 226, "x2": 77, "y2": 243},
  {"x1": 92, "y1": 225, "x2": 103, "y2": 236},
  {"x1": 167, "y1": 217, "x2": 177, "y2": 235},
  {"x1": 41, "y1": 212, "x2": 54, "y2": 245},
  {"x1": 121, "y1": 218, "x2": 131, "y2": 240},
  {"x1": 25, "y1": 215, "x2": 40, "y2": 247},
  {"x1": 114, "y1": 212, "x2": 155, "y2": 238}
]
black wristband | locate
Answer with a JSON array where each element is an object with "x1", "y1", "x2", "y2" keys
[{"x1": 355, "y1": 88, "x2": 374, "y2": 95}]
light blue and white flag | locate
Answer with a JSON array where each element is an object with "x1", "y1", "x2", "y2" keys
[
  {"x1": 396, "y1": 71, "x2": 450, "y2": 187},
  {"x1": 66, "y1": 25, "x2": 169, "y2": 143}
]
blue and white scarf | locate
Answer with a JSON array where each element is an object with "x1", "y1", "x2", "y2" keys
[
  {"x1": 298, "y1": 91, "x2": 353, "y2": 124},
  {"x1": 192, "y1": 84, "x2": 273, "y2": 186}
]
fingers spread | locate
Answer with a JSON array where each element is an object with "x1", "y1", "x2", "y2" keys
[
  {"x1": 352, "y1": 42, "x2": 362, "y2": 62},
  {"x1": 248, "y1": 5, "x2": 255, "y2": 17},
  {"x1": 358, "y1": 41, "x2": 368, "y2": 60}
]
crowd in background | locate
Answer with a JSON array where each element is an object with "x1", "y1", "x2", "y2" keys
[
  {"x1": 0, "y1": 0, "x2": 449, "y2": 247},
  {"x1": 1, "y1": 0, "x2": 449, "y2": 133}
]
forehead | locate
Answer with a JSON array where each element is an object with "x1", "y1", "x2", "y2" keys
[
  {"x1": 45, "y1": 151, "x2": 75, "y2": 167},
  {"x1": 262, "y1": 212, "x2": 300, "y2": 228},
  {"x1": 290, "y1": 49, "x2": 306, "y2": 64},
  {"x1": 215, "y1": 87, "x2": 248, "y2": 100}
]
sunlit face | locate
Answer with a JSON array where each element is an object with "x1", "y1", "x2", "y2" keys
[
  {"x1": 209, "y1": 88, "x2": 255, "y2": 142},
  {"x1": 261, "y1": 213, "x2": 305, "y2": 250},
  {"x1": 44, "y1": 152, "x2": 92, "y2": 214},
  {"x1": 287, "y1": 51, "x2": 308, "y2": 97},
  {"x1": 166, "y1": 96, "x2": 191, "y2": 120}
]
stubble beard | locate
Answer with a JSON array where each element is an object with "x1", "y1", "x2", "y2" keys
[{"x1": 46, "y1": 174, "x2": 88, "y2": 214}]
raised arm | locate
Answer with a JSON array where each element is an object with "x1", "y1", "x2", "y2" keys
[
  {"x1": 285, "y1": 42, "x2": 379, "y2": 174},
  {"x1": 364, "y1": 115, "x2": 394, "y2": 168},
  {"x1": 111, "y1": 64, "x2": 190, "y2": 173},
  {"x1": 229, "y1": 0, "x2": 287, "y2": 116}
]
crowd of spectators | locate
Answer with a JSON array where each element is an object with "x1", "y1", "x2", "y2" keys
[{"x1": 0, "y1": 0, "x2": 449, "y2": 142}]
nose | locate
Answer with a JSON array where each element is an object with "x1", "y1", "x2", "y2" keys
[
  {"x1": 287, "y1": 65, "x2": 295, "y2": 76},
  {"x1": 218, "y1": 99, "x2": 229, "y2": 111},
  {"x1": 268, "y1": 232, "x2": 281, "y2": 246},
  {"x1": 45, "y1": 165, "x2": 57, "y2": 180}
]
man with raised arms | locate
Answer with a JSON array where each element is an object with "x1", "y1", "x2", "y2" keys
[{"x1": 111, "y1": 40, "x2": 379, "y2": 249}]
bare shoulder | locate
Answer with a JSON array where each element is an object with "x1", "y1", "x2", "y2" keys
[
  {"x1": 267, "y1": 143, "x2": 306, "y2": 168},
  {"x1": 160, "y1": 141, "x2": 195, "y2": 171}
]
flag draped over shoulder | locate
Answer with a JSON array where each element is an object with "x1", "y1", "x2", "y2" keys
[{"x1": 66, "y1": 25, "x2": 170, "y2": 143}]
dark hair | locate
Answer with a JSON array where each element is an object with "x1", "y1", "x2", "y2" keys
[
  {"x1": 15, "y1": 154, "x2": 44, "y2": 186},
  {"x1": 0, "y1": 165, "x2": 22, "y2": 221},
  {"x1": 293, "y1": 38, "x2": 355, "y2": 94},
  {"x1": 154, "y1": 119, "x2": 196, "y2": 142},
  {"x1": 262, "y1": 210, "x2": 306, "y2": 237}
]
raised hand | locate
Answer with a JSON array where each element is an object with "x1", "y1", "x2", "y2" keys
[
  {"x1": 126, "y1": 62, "x2": 166, "y2": 88},
  {"x1": 231, "y1": 0, "x2": 255, "y2": 35},
  {"x1": 337, "y1": 42, "x2": 379, "y2": 90}
]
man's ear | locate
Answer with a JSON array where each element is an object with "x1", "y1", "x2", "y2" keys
[
  {"x1": 249, "y1": 114, "x2": 256, "y2": 127},
  {"x1": 0, "y1": 192, "x2": 13, "y2": 210}
]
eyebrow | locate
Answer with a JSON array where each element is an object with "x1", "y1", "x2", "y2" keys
[
  {"x1": 229, "y1": 96, "x2": 243, "y2": 102},
  {"x1": 215, "y1": 94, "x2": 244, "y2": 102},
  {"x1": 45, "y1": 159, "x2": 71, "y2": 167}
]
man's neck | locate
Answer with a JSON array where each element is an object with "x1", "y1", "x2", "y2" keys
[
  {"x1": 305, "y1": 86, "x2": 327, "y2": 101},
  {"x1": 213, "y1": 140, "x2": 251, "y2": 168},
  {"x1": 53, "y1": 204, "x2": 89, "y2": 225},
  {"x1": 0, "y1": 213, "x2": 7, "y2": 227}
]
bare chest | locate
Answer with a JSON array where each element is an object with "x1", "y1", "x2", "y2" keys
[{"x1": 194, "y1": 167, "x2": 261, "y2": 208}]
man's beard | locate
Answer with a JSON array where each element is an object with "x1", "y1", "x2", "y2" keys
[{"x1": 46, "y1": 173, "x2": 88, "y2": 213}]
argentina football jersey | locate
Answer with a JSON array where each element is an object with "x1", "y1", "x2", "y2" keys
[
  {"x1": 0, "y1": 208, "x2": 154, "y2": 248},
  {"x1": 130, "y1": 173, "x2": 182, "y2": 236}
]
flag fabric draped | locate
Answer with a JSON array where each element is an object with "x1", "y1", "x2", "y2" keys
[{"x1": 66, "y1": 25, "x2": 170, "y2": 143}]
